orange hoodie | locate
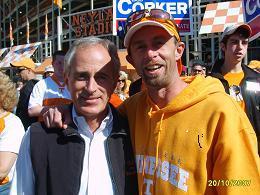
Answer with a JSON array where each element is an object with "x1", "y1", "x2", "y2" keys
[{"x1": 119, "y1": 76, "x2": 260, "y2": 195}]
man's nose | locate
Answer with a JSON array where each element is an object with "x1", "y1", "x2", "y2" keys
[
  {"x1": 85, "y1": 77, "x2": 98, "y2": 94},
  {"x1": 237, "y1": 41, "x2": 244, "y2": 49},
  {"x1": 147, "y1": 48, "x2": 159, "y2": 59}
]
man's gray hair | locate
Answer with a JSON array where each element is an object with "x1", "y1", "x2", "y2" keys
[{"x1": 64, "y1": 37, "x2": 121, "y2": 76}]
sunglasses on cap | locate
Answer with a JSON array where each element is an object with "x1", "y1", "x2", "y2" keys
[
  {"x1": 17, "y1": 67, "x2": 28, "y2": 73},
  {"x1": 125, "y1": 9, "x2": 174, "y2": 30},
  {"x1": 124, "y1": 9, "x2": 180, "y2": 43}
]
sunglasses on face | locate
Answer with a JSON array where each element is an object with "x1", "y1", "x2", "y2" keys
[
  {"x1": 125, "y1": 9, "x2": 173, "y2": 32},
  {"x1": 118, "y1": 79, "x2": 126, "y2": 82}
]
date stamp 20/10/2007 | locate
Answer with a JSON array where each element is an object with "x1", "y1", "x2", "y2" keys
[{"x1": 208, "y1": 179, "x2": 251, "y2": 187}]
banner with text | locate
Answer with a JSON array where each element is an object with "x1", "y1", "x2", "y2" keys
[
  {"x1": 113, "y1": 0, "x2": 193, "y2": 37},
  {"x1": 67, "y1": 7, "x2": 113, "y2": 39},
  {"x1": 243, "y1": 0, "x2": 260, "y2": 41}
]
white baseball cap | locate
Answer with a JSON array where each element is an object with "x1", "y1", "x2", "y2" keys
[
  {"x1": 124, "y1": 18, "x2": 180, "y2": 48},
  {"x1": 123, "y1": 15, "x2": 183, "y2": 74},
  {"x1": 44, "y1": 65, "x2": 54, "y2": 73},
  {"x1": 221, "y1": 24, "x2": 252, "y2": 42}
]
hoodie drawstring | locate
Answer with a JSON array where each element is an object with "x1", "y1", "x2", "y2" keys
[
  {"x1": 156, "y1": 112, "x2": 164, "y2": 168},
  {"x1": 152, "y1": 112, "x2": 164, "y2": 194},
  {"x1": 140, "y1": 107, "x2": 153, "y2": 195},
  {"x1": 140, "y1": 107, "x2": 165, "y2": 195}
]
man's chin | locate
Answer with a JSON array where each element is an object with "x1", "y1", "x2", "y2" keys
[
  {"x1": 144, "y1": 76, "x2": 168, "y2": 88},
  {"x1": 77, "y1": 109, "x2": 100, "y2": 118},
  {"x1": 78, "y1": 97, "x2": 101, "y2": 106}
]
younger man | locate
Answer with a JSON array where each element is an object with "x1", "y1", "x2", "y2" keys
[
  {"x1": 211, "y1": 24, "x2": 259, "y2": 151},
  {"x1": 121, "y1": 9, "x2": 259, "y2": 194}
]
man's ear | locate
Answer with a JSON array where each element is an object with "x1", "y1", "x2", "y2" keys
[
  {"x1": 175, "y1": 42, "x2": 185, "y2": 61},
  {"x1": 220, "y1": 42, "x2": 225, "y2": 52},
  {"x1": 126, "y1": 54, "x2": 134, "y2": 66},
  {"x1": 64, "y1": 73, "x2": 69, "y2": 89},
  {"x1": 114, "y1": 74, "x2": 119, "y2": 87},
  {"x1": 109, "y1": 74, "x2": 119, "y2": 96}
]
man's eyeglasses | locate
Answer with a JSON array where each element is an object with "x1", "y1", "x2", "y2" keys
[{"x1": 125, "y1": 9, "x2": 173, "y2": 31}]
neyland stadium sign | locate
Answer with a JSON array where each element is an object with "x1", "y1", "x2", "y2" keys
[{"x1": 71, "y1": 7, "x2": 113, "y2": 38}]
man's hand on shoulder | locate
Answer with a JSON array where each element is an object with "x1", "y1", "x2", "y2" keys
[{"x1": 42, "y1": 106, "x2": 71, "y2": 129}]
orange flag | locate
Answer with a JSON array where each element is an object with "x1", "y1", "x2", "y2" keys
[
  {"x1": 54, "y1": 0, "x2": 62, "y2": 9},
  {"x1": 9, "y1": 23, "x2": 14, "y2": 46},
  {"x1": 45, "y1": 15, "x2": 48, "y2": 41}
]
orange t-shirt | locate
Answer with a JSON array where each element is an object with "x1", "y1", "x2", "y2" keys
[
  {"x1": 109, "y1": 93, "x2": 123, "y2": 108},
  {"x1": 224, "y1": 72, "x2": 245, "y2": 111}
]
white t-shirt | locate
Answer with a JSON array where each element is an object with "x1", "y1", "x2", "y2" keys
[
  {"x1": 0, "y1": 112, "x2": 25, "y2": 183},
  {"x1": 28, "y1": 76, "x2": 71, "y2": 108}
]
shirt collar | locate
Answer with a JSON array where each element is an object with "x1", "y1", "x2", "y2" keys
[{"x1": 72, "y1": 105, "x2": 113, "y2": 137}]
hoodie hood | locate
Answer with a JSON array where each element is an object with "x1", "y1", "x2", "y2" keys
[{"x1": 147, "y1": 76, "x2": 226, "y2": 114}]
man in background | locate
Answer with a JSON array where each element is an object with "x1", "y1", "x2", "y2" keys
[
  {"x1": 28, "y1": 50, "x2": 72, "y2": 120},
  {"x1": 11, "y1": 57, "x2": 38, "y2": 129},
  {"x1": 43, "y1": 65, "x2": 54, "y2": 78},
  {"x1": 191, "y1": 59, "x2": 206, "y2": 77},
  {"x1": 211, "y1": 24, "x2": 259, "y2": 152}
]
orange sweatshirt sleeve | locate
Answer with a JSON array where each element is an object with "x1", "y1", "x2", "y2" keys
[{"x1": 211, "y1": 101, "x2": 260, "y2": 195}]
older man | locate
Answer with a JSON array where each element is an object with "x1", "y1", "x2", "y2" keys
[{"x1": 10, "y1": 37, "x2": 138, "y2": 195}]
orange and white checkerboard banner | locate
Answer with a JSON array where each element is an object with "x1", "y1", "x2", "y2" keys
[
  {"x1": 199, "y1": 1, "x2": 244, "y2": 34},
  {"x1": 0, "y1": 42, "x2": 41, "y2": 68}
]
